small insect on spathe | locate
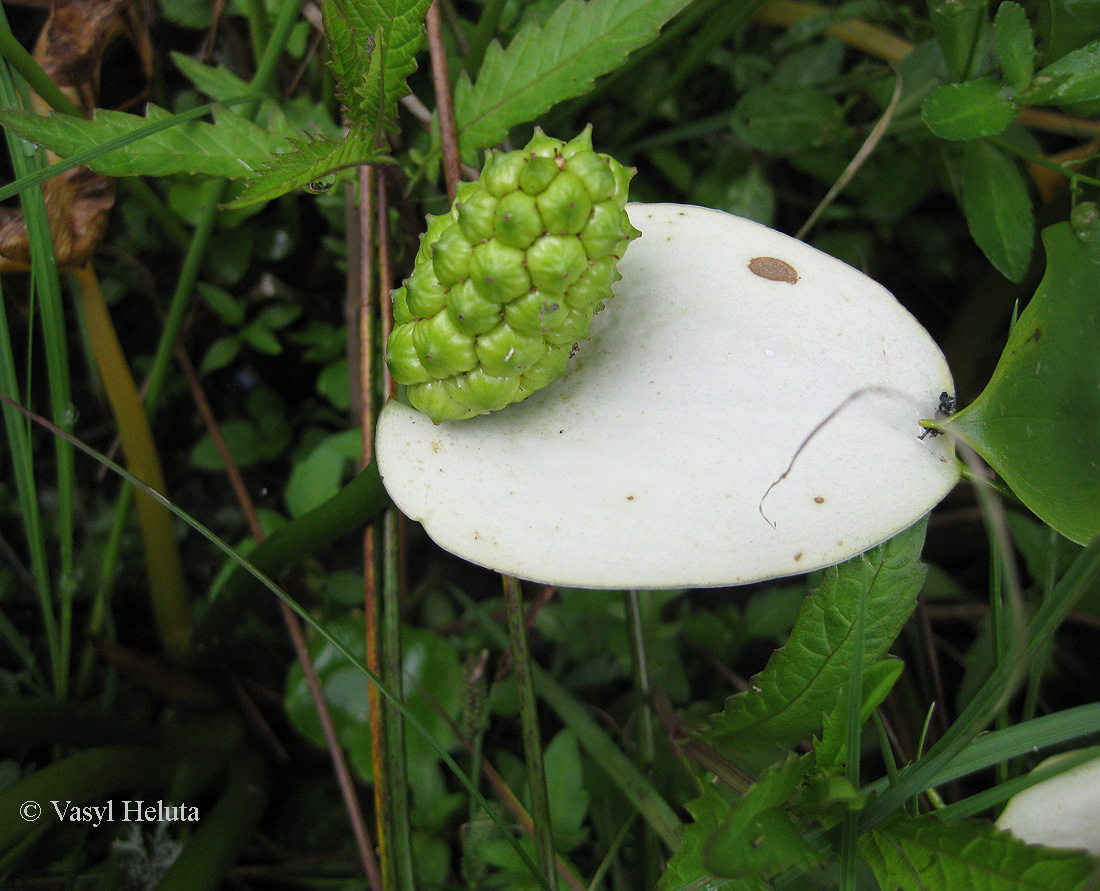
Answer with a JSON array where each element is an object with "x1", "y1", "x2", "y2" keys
[{"x1": 919, "y1": 390, "x2": 956, "y2": 440}]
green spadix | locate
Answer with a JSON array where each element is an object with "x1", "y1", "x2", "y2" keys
[{"x1": 376, "y1": 204, "x2": 958, "y2": 587}]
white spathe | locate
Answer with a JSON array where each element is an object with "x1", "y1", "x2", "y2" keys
[
  {"x1": 376, "y1": 203, "x2": 958, "y2": 588},
  {"x1": 997, "y1": 750, "x2": 1100, "y2": 856}
]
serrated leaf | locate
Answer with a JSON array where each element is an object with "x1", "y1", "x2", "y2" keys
[
  {"x1": 859, "y1": 813, "x2": 1099, "y2": 890},
  {"x1": 454, "y1": 0, "x2": 694, "y2": 157},
  {"x1": 994, "y1": 3, "x2": 1034, "y2": 91},
  {"x1": 225, "y1": 126, "x2": 390, "y2": 208},
  {"x1": 950, "y1": 223, "x2": 1100, "y2": 544},
  {"x1": 704, "y1": 519, "x2": 928, "y2": 752},
  {"x1": 321, "y1": 0, "x2": 432, "y2": 130},
  {"x1": 957, "y1": 141, "x2": 1034, "y2": 281},
  {"x1": 922, "y1": 79, "x2": 1020, "y2": 140},
  {"x1": 0, "y1": 103, "x2": 298, "y2": 179}
]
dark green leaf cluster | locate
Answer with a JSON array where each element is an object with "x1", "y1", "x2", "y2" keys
[{"x1": 387, "y1": 127, "x2": 639, "y2": 423}]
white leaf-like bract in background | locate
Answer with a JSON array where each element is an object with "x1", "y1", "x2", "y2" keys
[
  {"x1": 997, "y1": 750, "x2": 1100, "y2": 856},
  {"x1": 376, "y1": 204, "x2": 958, "y2": 587}
]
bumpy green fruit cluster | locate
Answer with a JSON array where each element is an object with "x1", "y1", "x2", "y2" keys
[{"x1": 386, "y1": 126, "x2": 639, "y2": 423}]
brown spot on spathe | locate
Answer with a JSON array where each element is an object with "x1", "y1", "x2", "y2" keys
[{"x1": 749, "y1": 257, "x2": 799, "y2": 284}]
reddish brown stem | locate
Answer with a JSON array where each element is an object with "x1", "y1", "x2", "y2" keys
[
  {"x1": 177, "y1": 343, "x2": 382, "y2": 891},
  {"x1": 427, "y1": 0, "x2": 461, "y2": 201}
]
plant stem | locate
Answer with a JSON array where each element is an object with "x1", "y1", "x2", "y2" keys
[
  {"x1": 503, "y1": 575, "x2": 559, "y2": 891},
  {"x1": 427, "y1": 0, "x2": 460, "y2": 199}
]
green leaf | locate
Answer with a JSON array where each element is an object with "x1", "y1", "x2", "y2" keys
[
  {"x1": 859, "y1": 813, "x2": 1099, "y2": 890},
  {"x1": 172, "y1": 51, "x2": 253, "y2": 102},
  {"x1": 657, "y1": 789, "x2": 739, "y2": 891},
  {"x1": 922, "y1": 79, "x2": 1020, "y2": 140},
  {"x1": 224, "y1": 126, "x2": 390, "y2": 208},
  {"x1": 950, "y1": 223, "x2": 1100, "y2": 544},
  {"x1": 284, "y1": 429, "x2": 362, "y2": 517},
  {"x1": 704, "y1": 519, "x2": 928, "y2": 752},
  {"x1": 994, "y1": 2, "x2": 1034, "y2": 91},
  {"x1": 284, "y1": 618, "x2": 462, "y2": 785},
  {"x1": 321, "y1": 0, "x2": 433, "y2": 130},
  {"x1": 731, "y1": 84, "x2": 847, "y2": 153},
  {"x1": 454, "y1": 0, "x2": 694, "y2": 157},
  {"x1": 1025, "y1": 38, "x2": 1100, "y2": 112},
  {"x1": 956, "y1": 141, "x2": 1034, "y2": 281},
  {"x1": 198, "y1": 336, "x2": 241, "y2": 375},
  {"x1": 197, "y1": 282, "x2": 246, "y2": 326},
  {"x1": 0, "y1": 103, "x2": 296, "y2": 179},
  {"x1": 543, "y1": 729, "x2": 589, "y2": 847},
  {"x1": 703, "y1": 756, "x2": 822, "y2": 880}
]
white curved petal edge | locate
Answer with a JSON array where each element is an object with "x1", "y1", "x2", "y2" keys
[
  {"x1": 996, "y1": 750, "x2": 1100, "y2": 856},
  {"x1": 377, "y1": 203, "x2": 959, "y2": 588}
]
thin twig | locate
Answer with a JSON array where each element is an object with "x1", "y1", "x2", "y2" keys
[
  {"x1": 177, "y1": 342, "x2": 382, "y2": 891},
  {"x1": 427, "y1": 0, "x2": 461, "y2": 201},
  {"x1": 355, "y1": 163, "x2": 391, "y2": 890},
  {"x1": 796, "y1": 71, "x2": 903, "y2": 241}
]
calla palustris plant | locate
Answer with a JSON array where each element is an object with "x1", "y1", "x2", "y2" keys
[{"x1": 377, "y1": 202, "x2": 959, "y2": 588}]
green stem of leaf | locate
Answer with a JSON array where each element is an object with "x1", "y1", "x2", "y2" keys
[
  {"x1": 383, "y1": 509, "x2": 416, "y2": 891},
  {"x1": 503, "y1": 575, "x2": 559, "y2": 891},
  {"x1": 991, "y1": 136, "x2": 1100, "y2": 190},
  {"x1": 0, "y1": 8, "x2": 82, "y2": 117}
]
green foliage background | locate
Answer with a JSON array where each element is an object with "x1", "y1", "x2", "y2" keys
[{"x1": 0, "y1": 0, "x2": 1099, "y2": 889}]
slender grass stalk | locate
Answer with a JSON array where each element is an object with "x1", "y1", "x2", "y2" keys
[
  {"x1": 838, "y1": 565, "x2": 869, "y2": 890},
  {"x1": 0, "y1": 276, "x2": 57, "y2": 691},
  {"x1": 860, "y1": 522, "x2": 1100, "y2": 829},
  {"x1": 0, "y1": 9, "x2": 81, "y2": 117},
  {"x1": 23, "y1": 186, "x2": 76, "y2": 697},
  {"x1": 462, "y1": 589, "x2": 683, "y2": 850},
  {"x1": 0, "y1": 57, "x2": 73, "y2": 695},
  {"x1": 383, "y1": 509, "x2": 415, "y2": 891},
  {"x1": 503, "y1": 574, "x2": 559, "y2": 891},
  {"x1": 623, "y1": 590, "x2": 660, "y2": 887}
]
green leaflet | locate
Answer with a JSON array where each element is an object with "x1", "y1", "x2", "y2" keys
[
  {"x1": 704, "y1": 518, "x2": 928, "y2": 752},
  {"x1": 955, "y1": 140, "x2": 1035, "y2": 282},
  {"x1": 453, "y1": 0, "x2": 695, "y2": 159},
  {"x1": 921, "y1": 79, "x2": 1020, "y2": 140},
  {"x1": 0, "y1": 102, "x2": 291, "y2": 179},
  {"x1": 859, "y1": 813, "x2": 1098, "y2": 890},
  {"x1": 322, "y1": 0, "x2": 432, "y2": 131},
  {"x1": 228, "y1": 0, "x2": 432, "y2": 206},
  {"x1": 223, "y1": 127, "x2": 390, "y2": 208},
  {"x1": 950, "y1": 222, "x2": 1100, "y2": 545},
  {"x1": 993, "y1": 2, "x2": 1034, "y2": 92}
]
